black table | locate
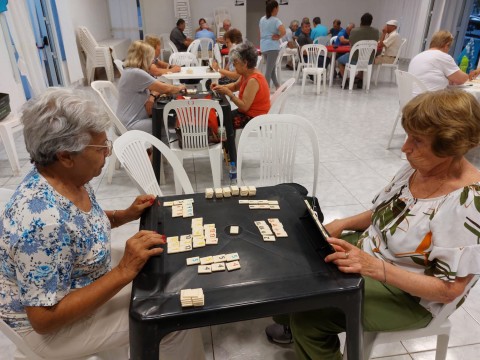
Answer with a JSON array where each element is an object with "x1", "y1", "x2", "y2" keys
[
  {"x1": 130, "y1": 184, "x2": 364, "y2": 359},
  {"x1": 152, "y1": 92, "x2": 235, "y2": 182}
]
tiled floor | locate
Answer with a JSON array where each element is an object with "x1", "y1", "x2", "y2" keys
[{"x1": 1, "y1": 68, "x2": 480, "y2": 359}]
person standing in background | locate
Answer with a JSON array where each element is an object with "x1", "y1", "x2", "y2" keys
[{"x1": 259, "y1": 0, "x2": 286, "y2": 90}]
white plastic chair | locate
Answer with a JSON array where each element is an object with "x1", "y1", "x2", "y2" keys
[
  {"x1": 0, "y1": 318, "x2": 128, "y2": 360},
  {"x1": 374, "y1": 38, "x2": 407, "y2": 86},
  {"x1": 160, "y1": 33, "x2": 173, "y2": 61},
  {"x1": 188, "y1": 38, "x2": 214, "y2": 64},
  {"x1": 163, "y1": 100, "x2": 224, "y2": 192},
  {"x1": 77, "y1": 26, "x2": 115, "y2": 84},
  {"x1": 113, "y1": 130, "x2": 193, "y2": 196},
  {"x1": 169, "y1": 52, "x2": 199, "y2": 67},
  {"x1": 214, "y1": 7, "x2": 230, "y2": 36},
  {"x1": 91, "y1": 81, "x2": 128, "y2": 184},
  {"x1": 237, "y1": 114, "x2": 320, "y2": 198},
  {"x1": 274, "y1": 41, "x2": 289, "y2": 83},
  {"x1": 343, "y1": 275, "x2": 479, "y2": 360},
  {"x1": 256, "y1": 55, "x2": 263, "y2": 71},
  {"x1": 281, "y1": 41, "x2": 298, "y2": 78},
  {"x1": 269, "y1": 77, "x2": 295, "y2": 114},
  {"x1": 301, "y1": 44, "x2": 328, "y2": 95},
  {"x1": 341, "y1": 40, "x2": 378, "y2": 93},
  {"x1": 386, "y1": 70, "x2": 428, "y2": 149},
  {"x1": 0, "y1": 113, "x2": 23, "y2": 176},
  {"x1": 113, "y1": 59, "x2": 124, "y2": 75},
  {"x1": 168, "y1": 40, "x2": 179, "y2": 55},
  {"x1": 313, "y1": 36, "x2": 330, "y2": 46},
  {"x1": 329, "y1": 36, "x2": 338, "y2": 45},
  {"x1": 212, "y1": 43, "x2": 222, "y2": 67}
]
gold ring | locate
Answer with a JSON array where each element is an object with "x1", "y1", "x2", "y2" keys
[{"x1": 345, "y1": 252, "x2": 350, "y2": 259}]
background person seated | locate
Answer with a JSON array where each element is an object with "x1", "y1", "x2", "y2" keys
[
  {"x1": 329, "y1": 19, "x2": 343, "y2": 37},
  {"x1": 310, "y1": 16, "x2": 328, "y2": 40},
  {"x1": 0, "y1": 88, "x2": 205, "y2": 360},
  {"x1": 212, "y1": 28, "x2": 243, "y2": 84},
  {"x1": 217, "y1": 19, "x2": 232, "y2": 48},
  {"x1": 375, "y1": 19, "x2": 402, "y2": 65},
  {"x1": 195, "y1": 22, "x2": 216, "y2": 42},
  {"x1": 408, "y1": 30, "x2": 468, "y2": 95},
  {"x1": 116, "y1": 41, "x2": 185, "y2": 134},
  {"x1": 211, "y1": 42, "x2": 270, "y2": 130},
  {"x1": 170, "y1": 18, "x2": 193, "y2": 51},
  {"x1": 297, "y1": 19, "x2": 330, "y2": 70},
  {"x1": 144, "y1": 34, "x2": 181, "y2": 76},
  {"x1": 333, "y1": 22, "x2": 354, "y2": 46},
  {"x1": 195, "y1": 18, "x2": 211, "y2": 33}
]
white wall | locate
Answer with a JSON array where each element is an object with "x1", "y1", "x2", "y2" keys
[{"x1": 68, "y1": 0, "x2": 112, "y2": 41}]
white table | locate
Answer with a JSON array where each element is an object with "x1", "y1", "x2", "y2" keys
[
  {"x1": 162, "y1": 66, "x2": 221, "y2": 82},
  {"x1": 455, "y1": 81, "x2": 480, "y2": 101}
]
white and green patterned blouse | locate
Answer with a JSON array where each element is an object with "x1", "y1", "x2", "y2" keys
[
  {"x1": 360, "y1": 164, "x2": 480, "y2": 316},
  {"x1": 0, "y1": 167, "x2": 111, "y2": 333}
]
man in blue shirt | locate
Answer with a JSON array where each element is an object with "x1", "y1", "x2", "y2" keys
[
  {"x1": 334, "y1": 23, "x2": 354, "y2": 46},
  {"x1": 310, "y1": 17, "x2": 328, "y2": 41},
  {"x1": 195, "y1": 23, "x2": 216, "y2": 43},
  {"x1": 329, "y1": 19, "x2": 343, "y2": 37}
]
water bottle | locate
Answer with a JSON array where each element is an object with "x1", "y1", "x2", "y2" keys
[{"x1": 229, "y1": 161, "x2": 237, "y2": 185}]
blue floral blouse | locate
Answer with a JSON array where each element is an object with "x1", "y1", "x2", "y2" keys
[{"x1": 0, "y1": 167, "x2": 111, "y2": 333}]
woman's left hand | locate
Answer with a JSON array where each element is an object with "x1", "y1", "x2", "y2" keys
[
  {"x1": 271, "y1": 34, "x2": 281, "y2": 40},
  {"x1": 124, "y1": 194, "x2": 156, "y2": 221},
  {"x1": 324, "y1": 237, "x2": 380, "y2": 276}
]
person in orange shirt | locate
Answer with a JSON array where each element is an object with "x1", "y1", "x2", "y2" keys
[{"x1": 211, "y1": 42, "x2": 270, "y2": 130}]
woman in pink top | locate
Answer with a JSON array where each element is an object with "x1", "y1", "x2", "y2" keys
[{"x1": 211, "y1": 42, "x2": 270, "y2": 129}]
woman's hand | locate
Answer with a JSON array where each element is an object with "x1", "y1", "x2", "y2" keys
[
  {"x1": 271, "y1": 34, "x2": 281, "y2": 40},
  {"x1": 212, "y1": 60, "x2": 220, "y2": 71},
  {"x1": 325, "y1": 237, "x2": 382, "y2": 278},
  {"x1": 170, "y1": 65, "x2": 181, "y2": 73},
  {"x1": 124, "y1": 194, "x2": 156, "y2": 222},
  {"x1": 324, "y1": 219, "x2": 345, "y2": 239},
  {"x1": 469, "y1": 69, "x2": 480, "y2": 80},
  {"x1": 212, "y1": 85, "x2": 230, "y2": 96},
  {"x1": 175, "y1": 85, "x2": 187, "y2": 93},
  {"x1": 116, "y1": 230, "x2": 166, "y2": 282}
]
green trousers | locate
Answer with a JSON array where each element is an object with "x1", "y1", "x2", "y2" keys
[{"x1": 274, "y1": 232, "x2": 433, "y2": 360}]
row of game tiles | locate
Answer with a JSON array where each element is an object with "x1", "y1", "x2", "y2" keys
[
  {"x1": 186, "y1": 252, "x2": 241, "y2": 274},
  {"x1": 206, "y1": 185, "x2": 256, "y2": 198},
  {"x1": 167, "y1": 219, "x2": 218, "y2": 253}
]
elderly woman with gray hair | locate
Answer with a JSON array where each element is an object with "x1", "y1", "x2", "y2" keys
[
  {"x1": 211, "y1": 42, "x2": 270, "y2": 129},
  {"x1": 0, "y1": 88, "x2": 205, "y2": 359}
]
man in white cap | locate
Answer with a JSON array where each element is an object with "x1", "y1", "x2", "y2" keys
[{"x1": 374, "y1": 19, "x2": 402, "y2": 64}]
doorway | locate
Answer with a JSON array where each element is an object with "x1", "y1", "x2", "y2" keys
[
  {"x1": 246, "y1": 0, "x2": 263, "y2": 44},
  {"x1": 27, "y1": 0, "x2": 64, "y2": 86}
]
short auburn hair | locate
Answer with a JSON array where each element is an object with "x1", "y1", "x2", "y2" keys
[{"x1": 402, "y1": 89, "x2": 480, "y2": 157}]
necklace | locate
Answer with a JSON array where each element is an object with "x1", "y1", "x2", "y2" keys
[{"x1": 409, "y1": 170, "x2": 448, "y2": 199}]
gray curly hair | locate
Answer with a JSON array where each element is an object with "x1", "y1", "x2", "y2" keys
[
  {"x1": 229, "y1": 41, "x2": 258, "y2": 69},
  {"x1": 21, "y1": 87, "x2": 110, "y2": 166}
]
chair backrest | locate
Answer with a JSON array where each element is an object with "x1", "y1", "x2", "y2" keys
[
  {"x1": 163, "y1": 99, "x2": 224, "y2": 151},
  {"x1": 395, "y1": 70, "x2": 428, "y2": 108},
  {"x1": 91, "y1": 81, "x2": 128, "y2": 136},
  {"x1": 348, "y1": 40, "x2": 377, "y2": 69},
  {"x1": 301, "y1": 44, "x2": 328, "y2": 68},
  {"x1": 329, "y1": 36, "x2": 337, "y2": 45},
  {"x1": 113, "y1": 130, "x2": 194, "y2": 196},
  {"x1": 213, "y1": 43, "x2": 222, "y2": 65},
  {"x1": 188, "y1": 38, "x2": 214, "y2": 61},
  {"x1": 313, "y1": 36, "x2": 330, "y2": 46},
  {"x1": 113, "y1": 59, "x2": 124, "y2": 75},
  {"x1": 0, "y1": 318, "x2": 44, "y2": 359},
  {"x1": 77, "y1": 26, "x2": 99, "y2": 56},
  {"x1": 269, "y1": 77, "x2": 295, "y2": 114},
  {"x1": 256, "y1": 55, "x2": 263, "y2": 69},
  {"x1": 169, "y1": 52, "x2": 199, "y2": 66},
  {"x1": 276, "y1": 41, "x2": 288, "y2": 67},
  {"x1": 237, "y1": 114, "x2": 320, "y2": 197},
  {"x1": 391, "y1": 38, "x2": 407, "y2": 65},
  {"x1": 168, "y1": 40, "x2": 179, "y2": 54}
]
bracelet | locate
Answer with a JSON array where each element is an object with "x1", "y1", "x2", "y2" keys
[
  {"x1": 381, "y1": 260, "x2": 387, "y2": 284},
  {"x1": 112, "y1": 210, "x2": 117, "y2": 224}
]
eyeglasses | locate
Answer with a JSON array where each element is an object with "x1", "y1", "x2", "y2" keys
[{"x1": 85, "y1": 139, "x2": 113, "y2": 157}]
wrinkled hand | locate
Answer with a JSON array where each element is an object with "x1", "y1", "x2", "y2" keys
[
  {"x1": 177, "y1": 85, "x2": 187, "y2": 93},
  {"x1": 170, "y1": 65, "x2": 181, "y2": 73},
  {"x1": 325, "y1": 237, "x2": 379, "y2": 276},
  {"x1": 272, "y1": 34, "x2": 281, "y2": 40},
  {"x1": 116, "y1": 230, "x2": 166, "y2": 281},
  {"x1": 324, "y1": 219, "x2": 345, "y2": 239},
  {"x1": 125, "y1": 194, "x2": 155, "y2": 222},
  {"x1": 212, "y1": 85, "x2": 229, "y2": 95},
  {"x1": 469, "y1": 69, "x2": 480, "y2": 80}
]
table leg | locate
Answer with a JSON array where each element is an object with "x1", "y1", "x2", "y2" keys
[
  {"x1": 130, "y1": 317, "x2": 163, "y2": 360},
  {"x1": 344, "y1": 285, "x2": 364, "y2": 360},
  {"x1": 329, "y1": 52, "x2": 337, "y2": 87},
  {"x1": 152, "y1": 104, "x2": 162, "y2": 182},
  {"x1": 222, "y1": 101, "x2": 236, "y2": 164}
]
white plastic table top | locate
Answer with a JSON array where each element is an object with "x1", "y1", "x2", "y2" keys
[
  {"x1": 453, "y1": 80, "x2": 480, "y2": 102},
  {"x1": 162, "y1": 66, "x2": 222, "y2": 81}
]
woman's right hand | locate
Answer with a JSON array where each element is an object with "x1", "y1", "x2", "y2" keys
[
  {"x1": 176, "y1": 85, "x2": 187, "y2": 93},
  {"x1": 116, "y1": 230, "x2": 165, "y2": 282}
]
